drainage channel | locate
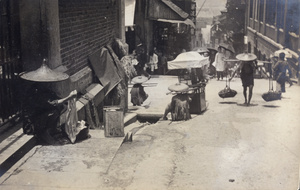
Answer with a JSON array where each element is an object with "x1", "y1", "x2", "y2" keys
[
  {"x1": 137, "y1": 117, "x2": 159, "y2": 124},
  {"x1": 136, "y1": 113, "x2": 162, "y2": 124},
  {"x1": 122, "y1": 114, "x2": 160, "y2": 144}
]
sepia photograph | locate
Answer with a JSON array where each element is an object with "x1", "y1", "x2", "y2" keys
[{"x1": 0, "y1": 0, "x2": 299, "y2": 189}]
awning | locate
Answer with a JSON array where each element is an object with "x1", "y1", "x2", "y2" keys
[
  {"x1": 125, "y1": 0, "x2": 136, "y2": 27},
  {"x1": 157, "y1": 18, "x2": 195, "y2": 28}
]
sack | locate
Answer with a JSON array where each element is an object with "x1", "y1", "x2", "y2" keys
[
  {"x1": 262, "y1": 91, "x2": 281, "y2": 102},
  {"x1": 218, "y1": 86, "x2": 237, "y2": 98}
]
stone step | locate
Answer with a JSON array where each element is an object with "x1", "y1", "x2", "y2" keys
[{"x1": 0, "y1": 110, "x2": 139, "y2": 178}]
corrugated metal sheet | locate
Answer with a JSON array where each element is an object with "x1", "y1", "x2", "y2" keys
[
  {"x1": 147, "y1": 0, "x2": 188, "y2": 20},
  {"x1": 161, "y1": 0, "x2": 189, "y2": 19}
]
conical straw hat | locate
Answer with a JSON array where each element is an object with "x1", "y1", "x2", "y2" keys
[
  {"x1": 20, "y1": 63, "x2": 69, "y2": 82},
  {"x1": 168, "y1": 83, "x2": 189, "y2": 92},
  {"x1": 236, "y1": 53, "x2": 257, "y2": 61},
  {"x1": 131, "y1": 76, "x2": 148, "y2": 84}
]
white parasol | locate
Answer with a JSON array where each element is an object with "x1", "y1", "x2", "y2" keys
[
  {"x1": 274, "y1": 49, "x2": 292, "y2": 58},
  {"x1": 167, "y1": 51, "x2": 209, "y2": 70},
  {"x1": 193, "y1": 47, "x2": 209, "y2": 53}
]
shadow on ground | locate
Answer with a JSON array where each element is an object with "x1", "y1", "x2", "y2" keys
[
  {"x1": 219, "y1": 101, "x2": 237, "y2": 105},
  {"x1": 262, "y1": 105, "x2": 280, "y2": 108}
]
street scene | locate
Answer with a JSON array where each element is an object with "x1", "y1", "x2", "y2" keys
[{"x1": 0, "y1": 0, "x2": 300, "y2": 190}]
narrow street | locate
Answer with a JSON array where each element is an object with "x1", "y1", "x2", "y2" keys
[
  {"x1": 0, "y1": 0, "x2": 299, "y2": 190},
  {"x1": 0, "y1": 76, "x2": 299, "y2": 190},
  {"x1": 104, "y1": 77, "x2": 300, "y2": 190}
]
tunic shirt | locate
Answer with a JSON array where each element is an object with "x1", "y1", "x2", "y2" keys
[
  {"x1": 214, "y1": 52, "x2": 225, "y2": 72},
  {"x1": 240, "y1": 61, "x2": 256, "y2": 87}
]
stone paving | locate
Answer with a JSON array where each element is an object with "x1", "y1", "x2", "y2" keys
[{"x1": 0, "y1": 75, "x2": 299, "y2": 190}]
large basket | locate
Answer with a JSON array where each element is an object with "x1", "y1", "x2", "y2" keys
[
  {"x1": 262, "y1": 91, "x2": 281, "y2": 102},
  {"x1": 218, "y1": 86, "x2": 237, "y2": 98}
]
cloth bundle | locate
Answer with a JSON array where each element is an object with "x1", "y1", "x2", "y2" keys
[
  {"x1": 218, "y1": 86, "x2": 237, "y2": 98},
  {"x1": 262, "y1": 91, "x2": 281, "y2": 102}
]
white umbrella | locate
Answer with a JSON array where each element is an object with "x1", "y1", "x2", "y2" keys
[
  {"x1": 274, "y1": 49, "x2": 292, "y2": 58},
  {"x1": 167, "y1": 51, "x2": 209, "y2": 70},
  {"x1": 193, "y1": 47, "x2": 209, "y2": 53}
]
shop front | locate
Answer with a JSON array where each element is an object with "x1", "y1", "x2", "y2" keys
[{"x1": 134, "y1": 0, "x2": 195, "y2": 63}]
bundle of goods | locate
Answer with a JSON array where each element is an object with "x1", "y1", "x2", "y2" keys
[
  {"x1": 218, "y1": 76, "x2": 237, "y2": 98},
  {"x1": 262, "y1": 78, "x2": 281, "y2": 102},
  {"x1": 218, "y1": 86, "x2": 237, "y2": 98},
  {"x1": 262, "y1": 91, "x2": 281, "y2": 102}
]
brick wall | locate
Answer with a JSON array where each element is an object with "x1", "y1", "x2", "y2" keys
[{"x1": 59, "y1": 0, "x2": 118, "y2": 75}]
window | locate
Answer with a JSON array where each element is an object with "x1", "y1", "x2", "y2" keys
[
  {"x1": 266, "y1": 0, "x2": 276, "y2": 25},
  {"x1": 276, "y1": 0, "x2": 285, "y2": 29},
  {"x1": 286, "y1": 0, "x2": 299, "y2": 34},
  {"x1": 249, "y1": 0, "x2": 254, "y2": 18},
  {"x1": 259, "y1": 0, "x2": 264, "y2": 21}
]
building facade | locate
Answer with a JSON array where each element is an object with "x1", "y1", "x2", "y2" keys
[
  {"x1": 245, "y1": 0, "x2": 299, "y2": 79},
  {"x1": 1, "y1": 0, "x2": 126, "y2": 123},
  {"x1": 134, "y1": 0, "x2": 196, "y2": 60},
  {"x1": 20, "y1": 0, "x2": 124, "y2": 75}
]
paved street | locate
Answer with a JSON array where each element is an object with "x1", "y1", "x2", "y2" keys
[
  {"x1": 105, "y1": 77, "x2": 300, "y2": 190},
  {"x1": 0, "y1": 76, "x2": 299, "y2": 190}
]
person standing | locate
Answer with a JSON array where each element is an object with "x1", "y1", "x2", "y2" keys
[
  {"x1": 229, "y1": 54, "x2": 257, "y2": 106},
  {"x1": 214, "y1": 46, "x2": 226, "y2": 80},
  {"x1": 135, "y1": 44, "x2": 151, "y2": 79},
  {"x1": 149, "y1": 50, "x2": 158, "y2": 74},
  {"x1": 273, "y1": 52, "x2": 292, "y2": 93}
]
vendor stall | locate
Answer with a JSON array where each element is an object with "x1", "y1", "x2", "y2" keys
[{"x1": 167, "y1": 51, "x2": 209, "y2": 114}]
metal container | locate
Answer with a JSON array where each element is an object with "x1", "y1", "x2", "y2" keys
[
  {"x1": 103, "y1": 106, "x2": 124, "y2": 137},
  {"x1": 189, "y1": 86, "x2": 207, "y2": 114}
]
